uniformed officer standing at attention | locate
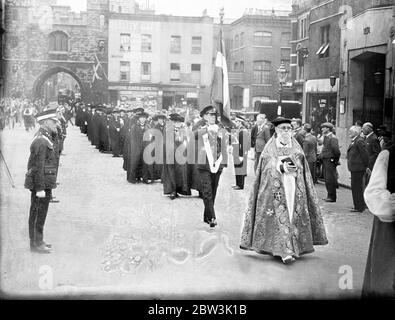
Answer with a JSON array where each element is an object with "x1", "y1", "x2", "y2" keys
[
  {"x1": 193, "y1": 106, "x2": 228, "y2": 228},
  {"x1": 24, "y1": 109, "x2": 59, "y2": 253}
]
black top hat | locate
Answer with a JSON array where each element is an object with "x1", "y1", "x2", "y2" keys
[
  {"x1": 271, "y1": 117, "x2": 292, "y2": 127},
  {"x1": 169, "y1": 113, "x2": 185, "y2": 122},
  {"x1": 199, "y1": 105, "x2": 217, "y2": 118}
]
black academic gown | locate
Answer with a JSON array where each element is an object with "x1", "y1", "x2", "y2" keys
[{"x1": 162, "y1": 125, "x2": 191, "y2": 196}]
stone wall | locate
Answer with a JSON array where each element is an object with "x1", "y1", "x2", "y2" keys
[{"x1": 3, "y1": 0, "x2": 109, "y2": 103}]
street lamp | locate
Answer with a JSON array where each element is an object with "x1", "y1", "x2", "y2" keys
[
  {"x1": 276, "y1": 61, "x2": 289, "y2": 116},
  {"x1": 329, "y1": 75, "x2": 336, "y2": 87}
]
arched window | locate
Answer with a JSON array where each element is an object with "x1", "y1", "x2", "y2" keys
[{"x1": 49, "y1": 31, "x2": 68, "y2": 52}]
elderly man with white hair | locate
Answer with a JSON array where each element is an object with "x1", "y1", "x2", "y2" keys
[
  {"x1": 362, "y1": 122, "x2": 381, "y2": 184},
  {"x1": 346, "y1": 125, "x2": 369, "y2": 212}
]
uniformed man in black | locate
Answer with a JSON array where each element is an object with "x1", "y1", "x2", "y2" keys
[
  {"x1": 24, "y1": 109, "x2": 59, "y2": 253},
  {"x1": 193, "y1": 106, "x2": 227, "y2": 228}
]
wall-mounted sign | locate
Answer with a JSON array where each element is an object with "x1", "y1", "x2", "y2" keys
[{"x1": 339, "y1": 99, "x2": 345, "y2": 114}]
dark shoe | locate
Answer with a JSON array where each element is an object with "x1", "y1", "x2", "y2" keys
[
  {"x1": 323, "y1": 198, "x2": 336, "y2": 202},
  {"x1": 350, "y1": 208, "x2": 364, "y2": 212},
  {"x1": 142, "y1": 179, "x2": 150, "y2": 184},
  {"x1": 209, "y1": 218, "x2": 217, "y2": 228},
  {"x1": 31, "y1": 244, "x2": 51, "y2": 254},
  {"x1": 50, "y1": 197, "x2": 60, "y2": 203},
  {"x1": 169, "y1": 194, "x2": 176, "y2": 200},
  {"x1": 232, "y1": 186, "x2": 243, "y2": 190},
  {"x1": 282, "y1": 255, "x2": 295, "y2": 264}
]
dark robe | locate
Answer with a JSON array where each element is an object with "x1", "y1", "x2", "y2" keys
[
  {"x1": 98, "y1": 114, "x2": 110, "y2": 152},
  {"x1": 162, "y1": 124, "x2": 191, "y2": 196},
  {"x1": 91, "y1": 112, "x2": 100, "y2": 148},
  {"x1": 108, "y1": 116, "x2": 123, "y2": 157},
  {"x1": 232, "y1": 128, "x2": 250, "y2": 177},
  {"x1": 127, "y1": 121, "x2": 152, "y2": 183},
  {"x1": 122, "y1": 116, "x2": 134, "y2": 172},
  {"x1": 152, "y1": 122, "x2": 165, "y2": 181}
]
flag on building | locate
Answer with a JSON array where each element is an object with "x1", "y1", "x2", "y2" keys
[
  {"x1": 210, "y1": 26, "x2": 232, "y2": 127},
  {"x1": 91, "y1": 53, "x2": 108, "y2": 87}
]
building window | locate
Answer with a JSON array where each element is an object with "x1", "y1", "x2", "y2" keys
[
  {"x1": 191, "y1": 64, "x2": 201, "y2": 83},
  {"x1": 240, "y1": 61, "x2": 244, "y2": 72},
  {"x1": 240, "y1": 32, "x2": 244, "y2": 46},
  {"x1": 234, "y1": 34, "x2": 239, "y2": 48},
  {"x1": 170, "y1": 36, "x2": 181, "y2": 53},
  {"x1": 120, "y1": 33, "x2": 131, "y2": 51},
  {"x1": 49, "y1": 31, "x2": 68, "y2": 52},
  {"x1": 299, "y1": 16, "x2": 307, "y2": 39},
  {"x1": 141, "y1": 62, "x2": 151, "y2": 82},
  {"x1": 281, "y1": 59, "x2": 290, "y2": 74},
  {"x1": 253, "y1": 60, "x2": 271, "y2": 84},
  {"x1": 120, "y1": 61, "x2": 130, "y2": 81},
  {"x1": 234, "y1": 62, "x2": 238, "y2": 71},
  {"x1": 254, "y1": 31, "x2": 272, "y2": 46},
  {"x1": 99, "y1": 15, "x2": 105, "y2": 27},
  {"x1": 170, "y1": 63, "x2": 180, "y2": 81},
  {"x1": 141, "y1": 34, "x2": 152, "y2": 51},
  {"x1": 281, "y1": 32, "x2": 291, "y2": 47},
  {"x1": 316, "y1": 25, "x2": 330, "y2": 58},
  {"x1": 191, "y1": 36, "x2": 202, "y2": 54},
  {"x1": 281, "y1": 48, "x2": 291, "y2": 61}
]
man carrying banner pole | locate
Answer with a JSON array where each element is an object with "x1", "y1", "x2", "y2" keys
[{"x1": 192, "y1": 8, "x2": 230, "y2": 229}]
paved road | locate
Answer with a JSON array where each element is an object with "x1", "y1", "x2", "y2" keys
[{"x1": 0, "y1": 124, "x2": 373, "y2": 299}]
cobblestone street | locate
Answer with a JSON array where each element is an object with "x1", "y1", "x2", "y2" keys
[{"x1": 1, "y1": 125, "x2": 373, "y2": 299}]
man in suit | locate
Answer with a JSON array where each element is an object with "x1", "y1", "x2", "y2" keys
[
  {"x1": 347, "y1": 125, "x2": 369, "y2": 212},
  {"x1": 193, "y1": 105, "x2": 228, "y2": 229},
  {"x1": 362, "y1": 122, "x2": 381, "y2": 177},
  {"x1": 320, "y1": 122, "x2": 341, "y2": 202},
  {"x1": 250, "y1": 113, "x2": 271, "y2": 173},
  {"x1": 302, "y1": 123, "x2": 317, "y2": 184},
  {"x1": 291, "y1": 118, "x2": 306, "y2": 147}
]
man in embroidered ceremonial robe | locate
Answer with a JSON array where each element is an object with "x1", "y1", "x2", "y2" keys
[
  {"x1": 240, "y1": 117, "x2": 328, "y2": 264},
  {"x1": 193, "y1": 106, "x2": 228, "y2": 228}
]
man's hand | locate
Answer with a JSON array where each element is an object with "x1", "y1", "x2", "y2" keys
[
  {"x1": 284, "y1": 161, "x2": 297, "y2": 173},
  {"x1": 36, "y1": 190, "x2": 46, "y2": 198}
]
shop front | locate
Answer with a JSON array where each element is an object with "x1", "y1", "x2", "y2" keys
[{"x1": 305, "y1": 78, "x2": 338, "y2": 133}]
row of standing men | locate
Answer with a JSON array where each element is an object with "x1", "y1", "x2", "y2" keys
[{"x1": 74, "y1": 102, "x2": 251, "y2": 228}]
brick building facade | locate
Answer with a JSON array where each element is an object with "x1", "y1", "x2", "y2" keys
[
  {"x1": 290, "y1": 0, "x2": 395, "y2": 187},
  {"x1": 107, "y1": 5, "x2": 213, "y2": 110},
  {"x1": 226, "y1": 9, "x2": 292, "y2": 112},
  {"x1": 3, "y1": 0, "x2": 109, "y2": 104}
]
